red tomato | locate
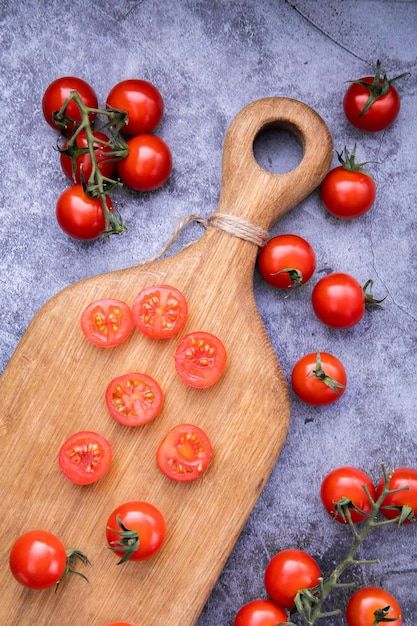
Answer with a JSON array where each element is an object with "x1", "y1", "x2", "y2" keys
[
  {"x1": 291, "y1": 352, "x2": 347, "y2": 406},
  {"x1": 58, "y1": 431, "x2": 112, "y2": 485},
  {"x1": 257, "y1": 234, "x2": 316, "y2": 289},
  {"x1": 234, "y1": 599, "x2": 288, "y2": 626},
  {"x1": 117, "y1": 134, "x2": 172, "y2": 192},
  {"x1": 320, "y1": 466, "x2": 376, "y2": 524},
  {"x1": 42, "y1": 76, "x2": 98, "y2": 135},
  {"x1": 346, "y1": 587, "x2": 402, "y2": 626},
  {"x1": 311, "y1": 273, "x2": 366, "y2": 329},
  {"x1": 9, "y1": 530, "x2": 68, "y2": 590},
  {"x1": 106, "y1": 501, "x2": 166, "y2": 563},
  {"x1": 156, "y1": 424, "x2": 213, "y2": 482},
  {"x1": 264, "y1": 549, "x2": 321, "y2": 609},
  {"x1": 376, "y1": 467, "x2": 417, "y2": 525},
  {"x1": 56, "y1": 184, "x2": 113, "y2": 240},
  {"x1": 320, "y1": 146, "x2": 376, "y2": 219},
  {"x1": 60, "y1": 130, "x2": 117, "y2": 184},
  {"x1": 105, "y1": 372, "x2": 164, "y2": 426},
  {"x1": 343, "y1": 61, "x2": 409, "y2": 132},
  {"x1": 132, "y1": 285, "x2": 188, "y2": 339},
  {"x1": 106, "y1": 79, "x2": 164, "y2": 135},
  {"x1": 174, "y1": 331, "x2": 227, "y2": 388},
  {"x1": 80, "y1": 298, "x2": 134, "y2": 348}
]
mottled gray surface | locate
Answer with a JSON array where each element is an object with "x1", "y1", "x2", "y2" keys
[{"x1": 1, "y1": 1, "x2": 416, "y2": 624}]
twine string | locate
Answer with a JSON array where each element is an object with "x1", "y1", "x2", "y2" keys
[{"x1": 146, "y1": 212, "x2": 269, "y2": 263}]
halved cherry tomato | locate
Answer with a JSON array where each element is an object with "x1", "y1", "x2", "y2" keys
[
  {"x1": 156, "y1": 424, "x2": 213, "y2": 482},
  {"x1": 320, "y1": 466, "x2": 376, "y2": 524},
  {"x1": 59, "y1": 431, "x2": 112, "y2": 485},
  {"x1": 42, "y1": 76, "x2": 98, "y2": 135},
  {"x1": 346, "y1": 586, "x2": 402, "y2": 626},
  {"x1": 234, "y1": 599, "x2": 288, "y2": 625},
  {"x1": 60, "y1": 130, "x2": 117, "y2": 184},
  {"x1": 106, "y1": 501, "x2": 166, "y2": 563},
  {"x1": 264, "y1": 548, "x2": 321, "y2": 609},
  {"x1": 132, "y1": 285, "x2": 188, "y2": 339},
  {"x1": 117, "y1": 134, "x2": 172, "y2": 192},
  {"x1": 291, "y1": 351, "x2": 347, "y2": 406},
  {"x1": 105, "y1": 372, "x2": 164, "y2": 426},
  {"x1": 174, "y1": 331, "x2": 227, "y2": 388},
  {"x1": 376, "y1": 467, "x2": 417, "y2": 525},
  {"x1": 80, "y1": 298, "x2": 134, "y2": 348},
  {"x1": 106, "y1": 79, "x2": 164, "y2": 135},
  {"x1": 258, "y1": 234, "x2": 316, "y2": 289}
]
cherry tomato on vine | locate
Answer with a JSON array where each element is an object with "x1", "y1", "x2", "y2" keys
[
  {"x1": 264, "y1": 549, "x2": 321, "y2": 610},
  {"x1": 105, "y1": 372, "x2": 164, "y2": 426},
  {"x1": 320, "y1": 146, "x2": 376, "y2": 219},
  {"x1": 234, "y1": 599, "x2": 288, "y2": 626},
  {"x1": 291, "y1": 352, "x2": 347, "y2": 406},
  {"x1": 376, "y1": 467, "x2": 417, "y2": 525},
  {"x1": 312, "y1": 273, "x2": 384, "y2": 329},
  {"x1": 80, "y1": 298, "x2": 134, "y2": 348},
  {"x1": 346, "y1": 586, "x2": 402, "y2": 626},
  {"x1": 42, "y1": 76, "x2": 98, "y2": 135},
  {"x1": 257, "y1": 234, "x2": 316, "y2": 289},
  {"x1": 60, "y1": 130, "x2": 117, "y2": 184},
  {"x1": 9, "y1": 530, "x2": 89, "y2": 590},
  {"x1": 132, "y1": 284, "x2": 188, "y2": 339},
  {"x1": 56, "y1": 184, "x2": 113, "y2": 240},
  {"x1": 117, "y1": 134, "x2": 172, "y2": 192},
  {"x1": 320, "y1": 466, "x2": 376, "y2": 524},
  {"x1": 106, "y1": 79, "x2": 164, "y2": 135},
  {"x1": 174, "y1": 331, "x2": 227, "y2": 388},
  {"x1": 106, "y1": 501, "x2": 166, "y2": 563},
  {"x1": 343, "y1": 60, "x2": 409, "y2": 132},
  {"x1": 58, "y1": 431, "x2": 112, "y2": 485},
  {"x1": 156, "y1": 423, "x2": 213, "y2": 482}
]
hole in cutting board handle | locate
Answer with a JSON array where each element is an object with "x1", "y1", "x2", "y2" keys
[{"x1": 253, "y1": 123, "x2": 303, "y2": 174}]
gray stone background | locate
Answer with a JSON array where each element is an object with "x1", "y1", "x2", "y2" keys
[{"x1": 0, "y1": 1, "x2": 416, "y2": 623}]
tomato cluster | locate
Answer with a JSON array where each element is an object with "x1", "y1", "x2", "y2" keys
[
  {"x1": 42, "y1": 76, "x2": 172, "y2": 240},
  {"x1": 234, "y1": 464, "x2": 415, "y2": 624}
]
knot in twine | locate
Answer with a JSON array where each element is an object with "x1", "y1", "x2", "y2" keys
[{"x1": 147, "y1": 212, "x2": 269, "y2": 262}]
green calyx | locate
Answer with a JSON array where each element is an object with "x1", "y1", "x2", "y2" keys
[
  {"x1": 363, "y1": 279, "x2": 386, "y2": 309},
  {"x1": 337, "y1": 144, "x2": 375, "y2": 178},
  {"x1": 348, "y1": 59, "x2": 410, "y2": 118},
  {"x1": 55, "y1": 548, "x2": 90, "y2": 591},
  {"x1": 307, "y1": 352, "x2": 346, "y2": 396},
  {"x1": 372, "y1": 605, "x2": 400, "y2": 624},
  {"x1": 107, "y1": 515, "x2": 140, "y2": 564}
]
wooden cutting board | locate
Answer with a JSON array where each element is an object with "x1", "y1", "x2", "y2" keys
[{"x1": 0, "y1": 97, "x2": 332, "y2": 626}]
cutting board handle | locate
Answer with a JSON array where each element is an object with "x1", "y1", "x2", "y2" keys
[{"x1": 216, "y1": 97, "x2": 333, "y2": 231}]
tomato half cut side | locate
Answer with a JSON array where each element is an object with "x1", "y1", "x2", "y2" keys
[
  {"x1": 59, "y1": 431, "x2": 112, "y2": 485},
  {"x1": 106, "y1": 372, "x2": 164, "y2": 426},
  {"x1": 80, "y1": 298, "x2": 134, "y2": 347},
  {"x1": 174, "y1": 331, "x2": 227, "y2": 388},
  {"x1": 132, "y1": 284, "x2": 188, "y2": 339},
  {"x1": 156, "y1": 424, "x2": 213, "y2": 482}
]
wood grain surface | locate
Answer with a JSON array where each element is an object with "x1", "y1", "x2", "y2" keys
[{"x1": 0, "y1": 97, "x2": 333, "y2": 626}]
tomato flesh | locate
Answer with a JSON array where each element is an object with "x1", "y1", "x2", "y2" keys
[
  {"x1": 264, "y1": 549, "x2": 321, "y2": 609},
  {"x1": 80, "y1": 298, "x2": 134, "y2": 347},
  {"x1": 320, "y1": 466, "x2": 376, "y2": 524},
  {"x1": 106, "y1": 372, "x2": 164, "y2": 426},
  {"x1": 9, "y1": 530, "x2": 67, "y2": 590},
  {"x1": 234, "y1": 599, "x2": 288, "y2": 625},
  {"x1": 106, "y1": 79, "x2": 164, "y2": 135},
  {"x1": 59, "y1": 431, "x2": 112, "y2": 485},
  {"x1": 346, "y1": 586, "x2": 402, "y2": 626},
  {"x1": 132, "y1": 285, "x2": 188, "y2": 339},
  {"x1": 174, "y1": 331, "x2": 227, "y2": 388},
  {"x1": 157, "y1": 423, "x2": 213, "y2": 482}
]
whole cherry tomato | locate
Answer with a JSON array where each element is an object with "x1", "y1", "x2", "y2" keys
[
  {"x1": 320, "y1": 146, "x2": 376, "y2": 219},
  {"x1": 58, "y1": 431, "x2": 112, "y2": 485},
  {"x1": 376, "y1": 467, "x2": 417, "y2": 525},
  {"x1": 56, "y1": 184, "x2": 113, "y2": 240},
  {"x1": 42, "y1": 76, "x2": 98, "y2": 135},
  {"x1": 60, "y1": 130, "x2": 117, "y2": 184},
  {"x1": 174, "y1": 331, "x2": 227, "y2": 388},
  {"x1": 258, "y1": 234, "x2": 316, "y2": 289},
  {"x1": 291, "y1": 351, "x2": 347, "y2": 406},
  {"x1": 343, "y1": 60, "x2": 409, "y2": 132},
  {"x1": 105, "y1": 372, "x2": 164, "y2": 426},
  {"x1": 106, "y1": 79, "x2": 164, "y2": 135},
  {"x1": 320, "y1": 466, "x2": 376, "y2": 524},
  {"x1": 132, "y1": 284, "x2": 188, "y2": 339},
  {"x1": 346, "y1": 586, "x2": 402, "y2": 626},
  {"x1": 80, "y1": 298, "x2": 134, "y2": 348},
  {"x1": 264, "y1": 548, "x2": 321, "y2": 609},
  {"x1": 106, "y1": 501, "x2": 166, "y2": 563},
  {"x1": 234, "y1": 598, "x2": 288, "y2": 626},
  {"x1": 156, "y1": 423, "x2": 213, "y2": 482},
  {"x1": 117, "y1": 134, "x2": 172, "y2": 192}
]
